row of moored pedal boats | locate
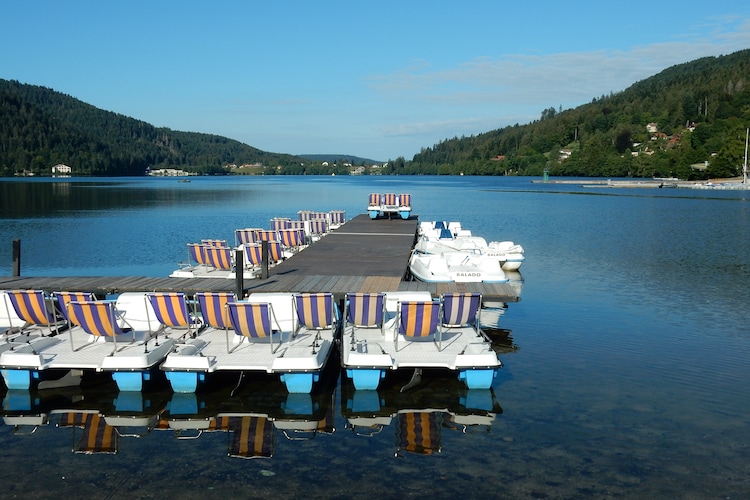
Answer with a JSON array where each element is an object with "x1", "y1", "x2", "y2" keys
[
  {"x1": 0, "y1": 289, "x2": 502, "y2": 395},
  {"x1": 170, "y1": 209, "x2": 346, "y2": 280}
]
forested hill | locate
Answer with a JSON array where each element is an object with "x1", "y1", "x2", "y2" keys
[
  {"x1": 0, "y1": 79, "x2": 303, "y2": 176},
  {"x1": 391, "y1": 48, "x2": 750, "y2": 180}
]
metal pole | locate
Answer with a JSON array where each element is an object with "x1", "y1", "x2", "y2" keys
[
  {"x1": 12, "y1": 239, "x2": 21, "y2": 276},
  {"x1": 235, "y1": 249, "x2": 244, "y2": 298},
  {"x1": 261, "y1": 240, "x2": 269, "y2": 279}
]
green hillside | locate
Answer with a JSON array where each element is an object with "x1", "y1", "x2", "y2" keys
[
  {"x1": 0, "y1": 79, "x2": 304, "y2": 176},
  {"x1": 387, "y1": 49, "x2": 750, "y2": 180}
]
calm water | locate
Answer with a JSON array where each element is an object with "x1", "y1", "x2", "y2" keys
[{"x1": 1, "y1": 176, "x2": 749, "y2": 498}]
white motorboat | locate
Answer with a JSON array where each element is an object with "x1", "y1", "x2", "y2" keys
[
  {"x1": 409, "y1": 251, "x2": 509, "y2": 283},
  {"x1": 0, "y1": 292, "x2": 183, "y2": 392},
  {"x1": 341, "y1": 291, "x2": 502, "y2": 391},
  {"x1": 160, "y1": 292, "x2": 338, "y2": 394}
]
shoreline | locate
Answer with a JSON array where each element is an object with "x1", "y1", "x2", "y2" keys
[{"x1": 532, "y1": 176, "x2": 749, "y2": 190}]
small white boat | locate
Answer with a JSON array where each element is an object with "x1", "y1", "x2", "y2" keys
[
  {"x1": 160, "y1": 292, "x2": 338, "y2": 394},
  {"x1": 409, "y1": 251, "x2": 509, "y2": 283},
  {"x1": 0, "y1": 292, "x2": 183, "y2": 392},
  {"x1": 341, "y1": 291, "x2": 502, "y2": 391}
]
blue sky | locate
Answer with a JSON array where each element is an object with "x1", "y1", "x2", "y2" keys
[{"x1": 3, "y1": 1, "x2": 750, "y2": 161}]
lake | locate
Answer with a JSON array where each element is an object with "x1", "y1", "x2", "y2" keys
[{"x1": 0, "y1": 175, "x2": 749, "y2": 498}]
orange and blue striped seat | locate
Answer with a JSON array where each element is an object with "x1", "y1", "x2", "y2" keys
[
  {"x1": 285, "y1": 220, "x2": 306, "y2": 231},
  {"x1": 196, "y1": 292, "x2": 235, "y2": 329},
  {"x1": 269, "y1": 217, "x2": 291, "y2": 232},
  {"x1": 5, "y1": 289, "x2": 65, "y2": 336},
  {"x1": 255, "y1": 230, "x2": 277, "y2": 242},
  {"x1": 244, "y1": 244, "x2": 263, "y2": 267},
  {"x1": 294, "y1": 293, "x2": 335, "y2": 352},
  {"x1": 278, "y1": 228, "x2": 305, "y2": 248},
  {"x1": 204, "y1": 246, "x2": 233, "y2": 271},
  {"x1": 308, "y1": 219, "x2": 328, "y2": 236},
  {"x1": 146, "y1": 292, "x2": 200, "y2": 337},
  {"x1": 329, "y1": 210, "x2": 346, "y2": 225},
  {"x1": 398, "y1": 194, "x2": 411, "y2": 207},
  {"x1": 294, "y1": 293, "x2": 335, "y2": 331},
  {"x1": 226, "y1": 302, "x2": 279, "y2": 353},
  {"x1": 66, "y1": 300, "x2": 134, "y2": 352},
  {"x1": 54, "y1": 291, "x2": 95, "y2": 321},
  {"x1": 235, "y1": 228, "x2": 260, "y2": 245},
  {"x1": 187, "y1": 243, "x2": 209, "y2": 266},
  {"x1": 267, "y1": 241, "x2": 283, "y2": 263},
  {"x1": 368, "y1": 193, "x2": 381, "y2": 206},
  {"x1": 382, "y1": 193, "x2": 397, "y2": 206},
  {"x1": 397, "y1": 300, "x2": 441, "y2": 351},
  {"x1": 345, "y1": 292, "x2": 385, "y2": 350},
  {"x1": 441, "y1": 293, "x2": 481, "y2": 328}
]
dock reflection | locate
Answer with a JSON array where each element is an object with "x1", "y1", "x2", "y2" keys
[{"x1": 340, "y1": 370, "x2": 503, "y2": 456}]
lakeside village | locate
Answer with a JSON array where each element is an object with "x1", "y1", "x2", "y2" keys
[{"x1": 44, "y1": 124, "x2": 750, "y2": 190}]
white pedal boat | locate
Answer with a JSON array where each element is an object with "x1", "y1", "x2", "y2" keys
[
  {"x1": 160, "y1": 292, "x2": 338, "y2": 394},
  {"x1": 0, "y1": 292, "x2": 184, "y2": 392},
  {"x1": 415, "y1": 235, "x2": 524, "y2": 271},
  {"x1": 341, "y1": 291, "x2": 502, "y2": 391},
  {"x1": 409, "y1": 251, "x2": 509, "y2": 283}
]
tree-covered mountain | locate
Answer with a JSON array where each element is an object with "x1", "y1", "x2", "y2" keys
[
  {"x1": 0, "y1": 78, "x2": 305, "y2": 176},
  {"x1": 384, "y1": 48, "x2": 750, "y2": 180},
  {"x1": 299, "y1": 154, "x2": 384, "y2": 166},
  {"x1": 3, "y1": 48, "x2": 750, "y2": 179}
]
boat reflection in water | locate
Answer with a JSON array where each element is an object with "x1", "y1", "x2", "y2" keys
[
  {"x1": 1, "y1": 361, "x2": 339, "y2": 458},
  {"x1": 340, "y1": 370, "x2": 503, "y2": 457}
]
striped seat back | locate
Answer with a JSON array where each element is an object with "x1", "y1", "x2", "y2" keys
[
  {"x1": 346, "y1": 293, "x2": 384, "y2": 327},
  {"x1": 67, "y1": 300, "x2": 130, "y2": 337},
  {"x1": 267, "y1": 241, "x2": 283, "y2": 263},
  {"x1": 398, "y1": 301, "x2": 440, "y2": 338},
  {"x1": 294, "y1": 293, "x2": 334, "y2": 329},
  {"x1": 204, "y1": 246, "x2": 233, "y2": 270},
  {"x1": 244, "y1": 244, "x2": 263, "y2": 266},
  {"x1": 284, "y1": 220, "x2": 306, "y2": 231},
  {"x1": 269, "y1": 218, "x2": 291, "y2": 231},
  {"x1": 256, "y1": 230, "x2": 277, "y2": 242},
  {"x1": 187, "y1": 243, "x2": 208, "y2": 265},
  {"x1": 397, "y1": 412, "x2": 441, "y2": 455},
  {"x1": 441, "y1": 293, "x2": 481, "y2": 327},
  {"x1": 329, "y1": 210, "x2": 346, "y2": 225},
  {"x1": 398, "y1": 194, "x2": 411, "y2": 207},
  {"x1": 229, "y1": 416, "x2": 275, "y2": 459},
  {"x1": 227, "y1": 302, "x2": 273, "y2": 338},
  {"x1": 235, "y1": 228, "x2": 260, "y2": 245},
  {"x1": 196, "y1": 292, "x2": 235, "y2": 329},
  {"x1": 7, "y1": 290, "x2": 57, "y2": 326},
  {"x1": 308, "y1": 219, "x2": 328, "y2": 235},
  {"x1": 278, "y1": 228, "x2": 305, "y2": 248},
  {"x1": 368, "y1": 193, "x2": 381, "y2": 206},
  {"x1": 383, "y1": 193, "x2": 397, "y2": 206},
  {"x1": 55, "y1": 291, "x2": 95, "y2": 321},
  {"x1": 147, "y1": 293, "x2": 192, "y2": 328}
]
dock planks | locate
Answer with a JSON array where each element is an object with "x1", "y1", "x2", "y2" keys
[{"x1": 0, "y1": 214, "x2": 520, "y2": 302}]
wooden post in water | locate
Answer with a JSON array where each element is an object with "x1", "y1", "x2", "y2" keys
[
  {"x1": 12, "y1": 239, "x2": 21, "y2": 276},
  {"x1": 261, "y1": 240, "x2": 269, "y2": 279},
  {"x1": 235, "y1": 248, "x2": 244, "y2": 298}
]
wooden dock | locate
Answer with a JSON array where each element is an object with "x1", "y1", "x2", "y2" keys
[{"x1": 0, "y1": 214, "x2": 520, "y2": 302}]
